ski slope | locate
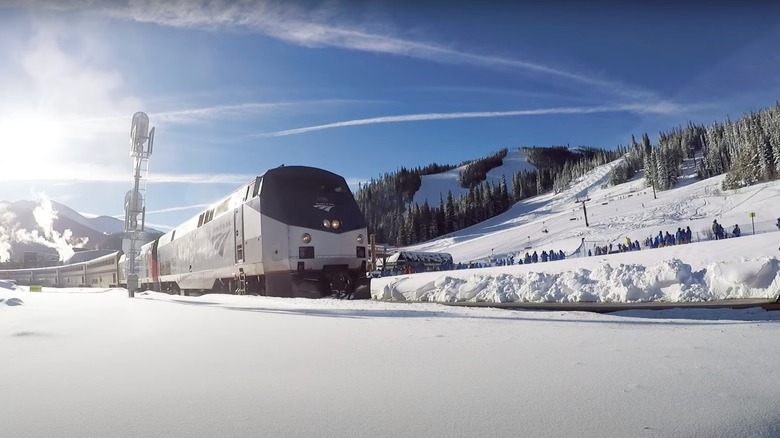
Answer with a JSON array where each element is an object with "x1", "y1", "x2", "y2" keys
[
  {"x1": 412, "y1": 149, "x2": 536, "y2": 205},
  {"x1": 406, "y1": 157, "x2": 780, "y2": 262},
  {"x1": 376, "y1": 158, "x2": 780, "y2": 302}
]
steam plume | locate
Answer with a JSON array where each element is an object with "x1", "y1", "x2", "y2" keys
[{"x1": 0, "y1": 193, "x2": 89, "y2": 263}]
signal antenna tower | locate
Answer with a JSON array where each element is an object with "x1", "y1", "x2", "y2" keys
[{"x1": 124, "y1": 112, "x2": 155, "y2": 298}]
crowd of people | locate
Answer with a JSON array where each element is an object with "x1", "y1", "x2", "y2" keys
[
  {"x1": 585, "y1": 218, "x2": 758, "y2": 258},
  {"x1": 519, "y1": 250, "x2": 566, "y2": 264},
  {"x1": 643, "y1": 225, "x2": 694, "y2": 248},
  {"x1": 590, "y1": 236, "x2": 642, "y2": 256},
  {"x1": 712, "y1": 219, "x2": 745, "y2": 240}
]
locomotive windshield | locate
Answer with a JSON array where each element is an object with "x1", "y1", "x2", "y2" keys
[
  {"x1": 260, "y1": 166, "x2": 366, "y2": 232},
  {"x1": 280, "y1": 176, "x2": 349, "y2": 194}
]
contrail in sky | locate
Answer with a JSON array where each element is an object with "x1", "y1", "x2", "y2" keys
[{"x1": 259, "y1": 103, "x2": 685, "y2": 137}]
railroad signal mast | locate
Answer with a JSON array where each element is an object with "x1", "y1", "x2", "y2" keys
[{"x1": 124, "y1": 112, "x2": 155, "y2": 298}]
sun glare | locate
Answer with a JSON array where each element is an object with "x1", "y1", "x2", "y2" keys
[{"x1": 0, "y1": 115, "x2": 64, "y2": 171}]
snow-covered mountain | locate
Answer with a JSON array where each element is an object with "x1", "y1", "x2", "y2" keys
[
  {"x1": 0, "y1": 199, "x2": 159, "y2": 262},
  {"x1": 50, "y1": 201, "x2": 128, "y2": 235},
  {"x1": 412, "y1": 148, "x2": 536, "y2": 205}
]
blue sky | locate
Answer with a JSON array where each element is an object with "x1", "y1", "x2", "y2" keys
[{"x1": 1, "y1": 0, "x2": 779, "y2": 231}]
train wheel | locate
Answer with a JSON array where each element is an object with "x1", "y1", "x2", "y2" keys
[{"x1": 342, "y1": 274, "x2": 354, "y2": 299}]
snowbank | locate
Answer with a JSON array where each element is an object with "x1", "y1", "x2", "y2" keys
[
  {"x1": 0, "y1": 297, "x2": 23, "y2": 306},
  {"x1": 372, "y1": 257, "x2": 780, "y2": 303},
  {"x1": 0, "y1": 279, "x2": 16, "y2": 290}
]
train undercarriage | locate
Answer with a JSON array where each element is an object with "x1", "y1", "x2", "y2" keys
[{"x1": 142, "y1": 266, "x2": 370, "y2": 299}]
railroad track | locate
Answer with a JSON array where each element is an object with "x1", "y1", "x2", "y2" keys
[{"x1": 417, "y1": 298, "x2": 780, "y2": 313}]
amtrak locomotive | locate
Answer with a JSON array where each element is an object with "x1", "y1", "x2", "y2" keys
[{"x1": 1, "y1": 166, "x2": 370, "y2": 299}]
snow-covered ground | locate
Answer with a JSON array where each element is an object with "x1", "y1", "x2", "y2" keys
[
  {"x1": 3, "y1": 287, "x2": 780, "y2": 438},
  {"x1": 4, "y1": 160, "x2": 780, "y2": 437},
  {"x1": 385, "y1": 157, "x2": 780, "y2": 303},
  {"x1": 373, "y1": 233, "x2": 780, "y2": 302}
]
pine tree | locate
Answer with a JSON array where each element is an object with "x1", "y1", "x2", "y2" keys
[
  {"x1": 418, "y1": 202, "x2": 430, "y2": 241},
  {"x1": 436, "y1": 196, "x2": 446, "y2": 237},
  {"x1": 445, "y1": 191, "x2": 456, "y2": 233},
  {"x1": 429, "y1": 207, "x2": 439, "y2": 237},
  {"x1": 500, "y1": 175, "x2": 510, "y2": 212}
]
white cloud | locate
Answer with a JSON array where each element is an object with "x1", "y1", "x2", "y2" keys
[
  {"x1": 105, "y1": 203, "x2": 212, "y2": 220},
  {"x1": 147, "y1": 99, "x2": 377, "y2": 125},
  {"x1": 0, "y1": 22, "x2": 143, "y2": 171},
  {"x1": 8, "y1": 0, "x2": 660, "y2": 101},
  {"x1": 0, "y1": 161, "x2": 256, "y2": 185},
  {"x1": 15, "y1": 27, "x2": 141, "y2": 117},
  {"x1": 143, "y1": 221, "x2": 174, "y2": 231},
  {"x1": 258, "y1": 103, "x2": 688, "y2": 137},
  {"x1": 0, "y1": 19, "x2": 370, "y2": 180},
  {"x1": 143, "y1": 203, "x2": 212, "y2": 215},
  {"x1": 149, "y1": 173, "x2": 257, "y2": 184}
]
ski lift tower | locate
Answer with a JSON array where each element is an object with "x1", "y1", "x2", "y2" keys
[{"x1": 124, "y1": 112, "x2": 155, "y2": 298}]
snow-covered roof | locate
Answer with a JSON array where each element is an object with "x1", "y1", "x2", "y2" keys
[
  {"x1": 65, "y1": 249, "x2": 119, "y2": 264},
  {"x1": 384, "y1": 251, "x2": 453, "y2": 265}
]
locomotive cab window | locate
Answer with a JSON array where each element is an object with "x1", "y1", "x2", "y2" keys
[
  {"x1": 243, "y1": 184, "x2": 252, "y2": 201},
  {"x1": 252, "y1": 177, "x2": 262, "y2": 197}
]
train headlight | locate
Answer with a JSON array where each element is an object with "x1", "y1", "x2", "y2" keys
[
  {"x1": 357, "y1": 234, "x2": 364, "y2": 244},
  {"x1": 323, "y1": 219, "x2": 331, "y2": 228},
  {"x1": 301, "y1": 233, "x2": 312, "y2": 243},
  {"x1": 331, "y1": 220, "x2": 341, "y2": 229}
]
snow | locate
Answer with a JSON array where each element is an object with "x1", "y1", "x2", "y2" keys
[
  {"x1": 373, "y1": 234, "x2": 780, "y2": 302},
  {"x1": 382, "y1": 157, "x2": 780, "y2": 303},
  {"x1": 53, "y1": 200, "x2": 126, "y2": 234},
  {"x1": 0, "y1": 279, "x2": 16, "y2": 290},
  {"x1": 3, "y1": 287, "x2": 780, "y2": 437},
  {"x1": 4, "y1": 158, "x2": 780, "y2": 437},
  {"x1": 412, "y1": 149, "x2": 536, "y2": 205}
]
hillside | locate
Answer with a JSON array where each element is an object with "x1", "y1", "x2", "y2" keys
[
  {"x1": 371, "y1": 156, "x2": 780, "y2": 302},
  {"x1": 51, "y1": 201, "x2": 128, "y2": 235},
  {"x1": 356, "y1": 146, "x2": 620, "y2": 245},
  {"x1": 403, "y1": 157, "x2": 780, "y2": 264},
  {"x1": 412, "y1": 148, "x2": 536, "y2": 205}
]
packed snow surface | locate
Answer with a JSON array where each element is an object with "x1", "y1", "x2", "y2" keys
[{"x1": 3, "y1": 287, "x2": 780, "y2": 438}]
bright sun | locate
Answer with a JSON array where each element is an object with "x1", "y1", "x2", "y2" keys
[{"x1": 0, "y1": 115, "x2": 64, "y2": 171}]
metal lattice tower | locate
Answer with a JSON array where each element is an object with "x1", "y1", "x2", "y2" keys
[{"x1": 124, "y1": 112, "x2": 155, "y2": 298}]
